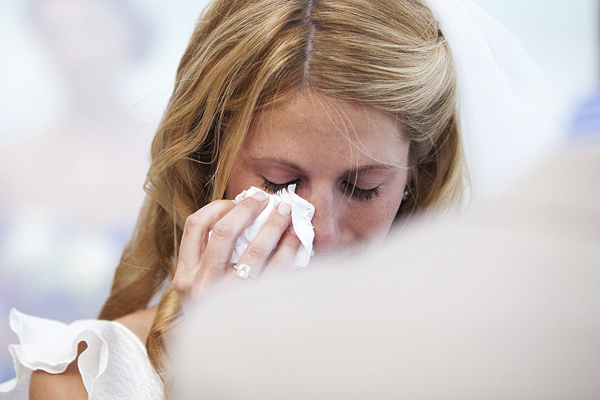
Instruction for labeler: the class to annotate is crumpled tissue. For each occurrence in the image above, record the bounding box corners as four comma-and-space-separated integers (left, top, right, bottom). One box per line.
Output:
230, 185, 315, 268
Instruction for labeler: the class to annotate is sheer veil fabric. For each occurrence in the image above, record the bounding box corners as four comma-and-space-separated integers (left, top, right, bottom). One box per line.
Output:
427, 0, 564, 200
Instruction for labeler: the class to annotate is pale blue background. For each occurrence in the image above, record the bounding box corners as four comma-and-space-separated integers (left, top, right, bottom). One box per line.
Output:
0, 0, 597, 382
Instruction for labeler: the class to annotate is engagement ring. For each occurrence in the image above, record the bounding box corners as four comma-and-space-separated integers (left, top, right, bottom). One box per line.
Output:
233, 263, 256, 279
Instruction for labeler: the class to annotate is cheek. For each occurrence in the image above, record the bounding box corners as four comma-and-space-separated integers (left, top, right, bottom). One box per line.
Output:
225, 164, 253, 200
345, 198, 401, 239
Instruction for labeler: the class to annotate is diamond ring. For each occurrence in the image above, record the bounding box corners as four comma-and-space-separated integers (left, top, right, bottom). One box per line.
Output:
233, 263, 256, 279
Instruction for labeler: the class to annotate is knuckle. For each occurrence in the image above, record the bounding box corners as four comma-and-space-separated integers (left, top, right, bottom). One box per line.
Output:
266, 256, 287, 272
281, 230, 302, 249
211, 220, 234, 240
240, 196, 260, 207
271, 211, 292, 226
261, 210, 291, 233
245, 241, 268, 259
184, 213, 204, 230
172, 275, 190, 297
238, 196, 266, 213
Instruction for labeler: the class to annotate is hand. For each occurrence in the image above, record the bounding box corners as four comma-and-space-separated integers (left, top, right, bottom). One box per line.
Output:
173, 190, 302, 304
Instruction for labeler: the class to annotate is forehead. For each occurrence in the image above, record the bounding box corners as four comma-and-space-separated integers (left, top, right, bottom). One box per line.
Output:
245, 91, 408, 166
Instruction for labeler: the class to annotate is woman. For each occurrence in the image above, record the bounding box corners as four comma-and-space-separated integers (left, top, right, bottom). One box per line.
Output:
2, 0, 467, 398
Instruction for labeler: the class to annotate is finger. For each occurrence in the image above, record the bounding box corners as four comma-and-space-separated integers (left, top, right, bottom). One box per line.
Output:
174, 200, 235, 300
236, 201, 293, 277
201, 191, 270, 276
180, 200, 236, 263
259, 223, 302, 280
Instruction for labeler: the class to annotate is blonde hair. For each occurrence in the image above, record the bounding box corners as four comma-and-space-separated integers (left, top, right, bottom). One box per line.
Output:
99, 0, 466, 388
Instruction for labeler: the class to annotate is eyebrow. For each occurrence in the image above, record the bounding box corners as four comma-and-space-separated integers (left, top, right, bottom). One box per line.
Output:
248, 156, 400, 175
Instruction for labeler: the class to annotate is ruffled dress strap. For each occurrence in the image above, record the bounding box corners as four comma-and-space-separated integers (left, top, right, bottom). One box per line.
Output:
0, 309, 163, 399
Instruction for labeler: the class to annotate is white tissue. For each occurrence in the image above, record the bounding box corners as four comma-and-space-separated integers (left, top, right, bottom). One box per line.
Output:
230, 185, 315, 268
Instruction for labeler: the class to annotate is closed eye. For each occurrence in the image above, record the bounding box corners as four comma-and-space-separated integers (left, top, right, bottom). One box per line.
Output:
262, 178, 380, 201
341, 181, 380, 201
261, 178, 300, 194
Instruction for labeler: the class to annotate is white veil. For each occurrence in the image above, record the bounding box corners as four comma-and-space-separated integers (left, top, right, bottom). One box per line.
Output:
427, 0, 565, 200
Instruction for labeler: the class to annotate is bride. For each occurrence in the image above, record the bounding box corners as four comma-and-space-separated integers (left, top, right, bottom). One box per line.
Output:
0, 0, 557, 398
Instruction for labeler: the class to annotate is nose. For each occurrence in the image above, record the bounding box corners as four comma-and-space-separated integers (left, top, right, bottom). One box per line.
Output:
306, 191, 342, 254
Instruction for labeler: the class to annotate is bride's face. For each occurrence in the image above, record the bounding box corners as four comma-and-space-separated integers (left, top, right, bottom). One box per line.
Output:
226, 91, 410, 258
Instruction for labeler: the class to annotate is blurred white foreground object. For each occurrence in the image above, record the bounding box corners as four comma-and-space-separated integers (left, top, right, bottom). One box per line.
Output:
172, 144, 600, 399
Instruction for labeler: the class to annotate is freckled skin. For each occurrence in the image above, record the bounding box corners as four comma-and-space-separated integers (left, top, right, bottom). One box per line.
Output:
227, 92, 410, 256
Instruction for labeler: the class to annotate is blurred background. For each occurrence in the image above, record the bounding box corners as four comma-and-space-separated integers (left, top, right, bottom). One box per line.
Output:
0, 0, 597, 382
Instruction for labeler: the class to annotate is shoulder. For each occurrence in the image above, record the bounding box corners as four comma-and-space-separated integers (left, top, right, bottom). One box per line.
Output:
29, 342, 88, 400
25, 307, 159, 400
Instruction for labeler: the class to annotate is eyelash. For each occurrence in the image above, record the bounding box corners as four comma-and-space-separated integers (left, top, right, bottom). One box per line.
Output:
261, 178, 380, 201
261, 179, 301, 194
342, 181, 380, 201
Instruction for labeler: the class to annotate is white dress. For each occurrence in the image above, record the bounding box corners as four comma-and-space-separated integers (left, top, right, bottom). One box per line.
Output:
0, 309, 164, 399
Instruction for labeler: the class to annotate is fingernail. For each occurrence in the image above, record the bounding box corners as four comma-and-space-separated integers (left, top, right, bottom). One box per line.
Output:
252, 191, 268, 202
277, 202, 291, 215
